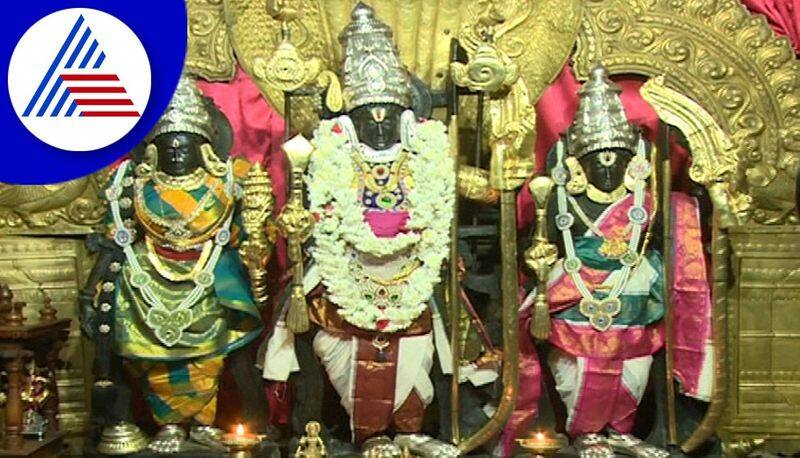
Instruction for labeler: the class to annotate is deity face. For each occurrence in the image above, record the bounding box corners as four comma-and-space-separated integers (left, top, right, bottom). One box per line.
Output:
579, 148, 633, 192
349, 103, 404, 151
152, 132, 205, 177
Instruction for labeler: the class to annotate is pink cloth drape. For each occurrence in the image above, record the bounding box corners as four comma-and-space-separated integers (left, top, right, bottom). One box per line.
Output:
197, 67, 288, 275
670, 193, 712, 398
364, 210, 410, 237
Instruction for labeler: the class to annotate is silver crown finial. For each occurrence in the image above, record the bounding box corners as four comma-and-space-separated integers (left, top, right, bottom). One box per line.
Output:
148, 74, 216, 142
568, 63, 636, 158
339, 2, 412, 111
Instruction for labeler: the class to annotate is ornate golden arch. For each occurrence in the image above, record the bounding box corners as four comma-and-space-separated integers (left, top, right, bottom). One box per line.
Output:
575, 0, 800, 225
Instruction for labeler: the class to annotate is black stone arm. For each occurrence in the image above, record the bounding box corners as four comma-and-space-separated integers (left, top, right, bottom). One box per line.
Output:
80, 233, 124, 378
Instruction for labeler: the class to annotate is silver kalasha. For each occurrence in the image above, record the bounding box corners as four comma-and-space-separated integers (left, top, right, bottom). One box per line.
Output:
568, 63, 637, 158
339, 2, 412, 111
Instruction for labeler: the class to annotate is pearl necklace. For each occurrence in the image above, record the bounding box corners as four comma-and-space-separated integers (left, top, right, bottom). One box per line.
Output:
107, 160, 234, 347
551, 139, 650, 332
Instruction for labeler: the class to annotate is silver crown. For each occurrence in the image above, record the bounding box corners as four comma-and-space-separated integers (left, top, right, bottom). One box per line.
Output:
339, 2, 412, 111
568, 63, 637, 158
148, 74, 216, 142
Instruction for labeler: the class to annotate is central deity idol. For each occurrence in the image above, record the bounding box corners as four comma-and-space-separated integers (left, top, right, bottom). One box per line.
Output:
263, 4, 457, 455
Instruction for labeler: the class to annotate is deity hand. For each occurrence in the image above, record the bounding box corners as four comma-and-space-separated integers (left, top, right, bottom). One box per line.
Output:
524, 242, 557, 279
457, 165, 499, 204
487, 80, 537, 191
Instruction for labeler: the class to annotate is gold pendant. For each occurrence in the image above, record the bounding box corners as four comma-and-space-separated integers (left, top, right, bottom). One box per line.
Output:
586, 183, 627, 204
599, 237, 628, 259
376, 191, 398, 209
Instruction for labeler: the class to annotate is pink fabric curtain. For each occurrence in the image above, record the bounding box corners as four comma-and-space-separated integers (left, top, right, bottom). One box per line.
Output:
197, 67, 288, 276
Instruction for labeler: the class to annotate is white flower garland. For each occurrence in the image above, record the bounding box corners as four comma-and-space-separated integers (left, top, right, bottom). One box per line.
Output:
307, 116, 454, 332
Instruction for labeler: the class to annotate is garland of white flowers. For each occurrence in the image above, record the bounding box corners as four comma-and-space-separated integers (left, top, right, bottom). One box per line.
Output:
307, 114, 454, 332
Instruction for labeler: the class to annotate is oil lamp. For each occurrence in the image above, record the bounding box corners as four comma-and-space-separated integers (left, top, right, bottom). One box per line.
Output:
516, 431, 565, 457
221, 424, 260, 458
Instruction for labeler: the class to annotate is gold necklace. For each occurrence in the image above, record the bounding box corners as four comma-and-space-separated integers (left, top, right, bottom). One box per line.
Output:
357, 151, 408, 210
145, 236, 214, 282
152, 167, 207, 191
358, 151, 407, 192
586, 183, 628, 204
364, 259, 422, 286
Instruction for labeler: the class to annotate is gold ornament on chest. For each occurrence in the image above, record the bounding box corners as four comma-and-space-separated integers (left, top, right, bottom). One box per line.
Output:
358, 152, 409, 210
598, 236, 629, 260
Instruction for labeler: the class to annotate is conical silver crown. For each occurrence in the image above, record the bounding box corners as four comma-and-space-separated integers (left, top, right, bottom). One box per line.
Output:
339, 2, 412, 111
149, 74, 215, 141
568, 63, 636, 158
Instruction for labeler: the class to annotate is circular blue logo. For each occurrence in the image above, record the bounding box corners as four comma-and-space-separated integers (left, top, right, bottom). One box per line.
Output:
2, 1, 186, 184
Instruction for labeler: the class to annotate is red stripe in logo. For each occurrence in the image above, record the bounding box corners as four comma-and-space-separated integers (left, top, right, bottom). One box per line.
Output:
61, 74, 120, 81
68, 87, 127, 93
75, 99, 134, 106
81, 111, 140, 117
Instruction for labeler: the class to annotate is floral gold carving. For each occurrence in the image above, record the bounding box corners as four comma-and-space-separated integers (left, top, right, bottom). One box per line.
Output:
640, 76, 752, 227
576, 0, 800, 224
451, 43, 519, 93
0, 173, 107, 235
185, 0, 236, 81
459, 0, 582, 100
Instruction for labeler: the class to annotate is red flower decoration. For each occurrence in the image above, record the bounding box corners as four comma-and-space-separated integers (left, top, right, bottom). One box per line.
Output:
332, 123, 343, 134
376, 319, 389, 331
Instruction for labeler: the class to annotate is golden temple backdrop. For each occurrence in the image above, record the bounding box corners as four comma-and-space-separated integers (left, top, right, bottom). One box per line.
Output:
0, 0, 799, 455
